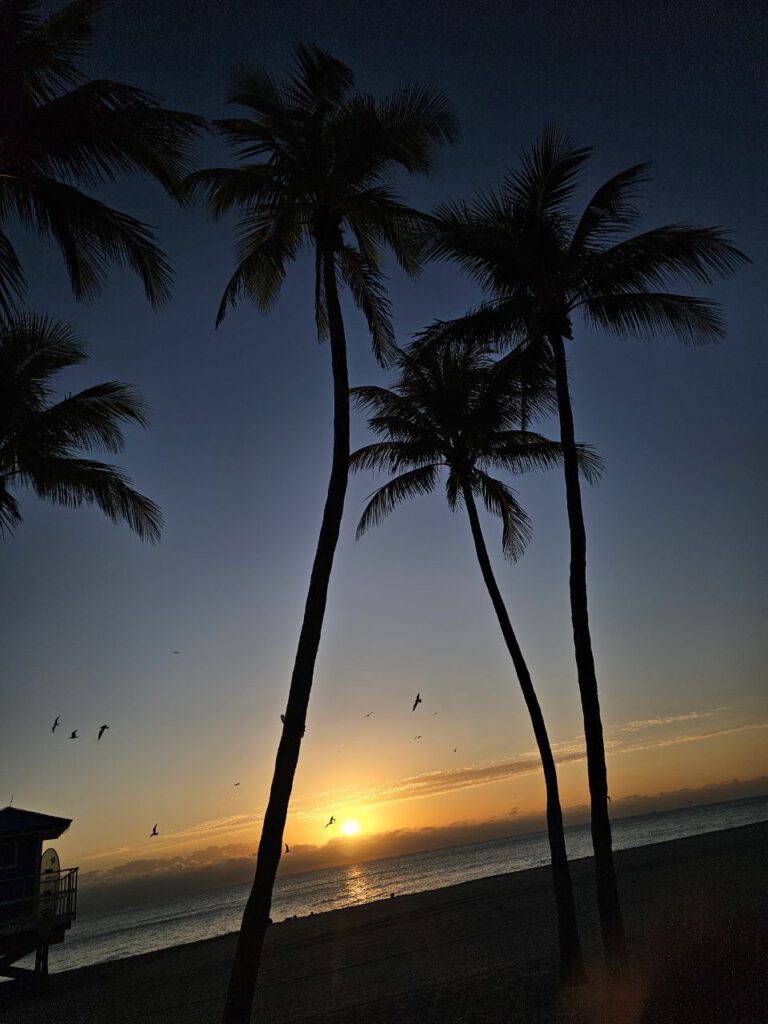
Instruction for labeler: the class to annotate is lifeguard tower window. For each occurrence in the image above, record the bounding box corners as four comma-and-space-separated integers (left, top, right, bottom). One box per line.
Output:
0, 843, 18, 870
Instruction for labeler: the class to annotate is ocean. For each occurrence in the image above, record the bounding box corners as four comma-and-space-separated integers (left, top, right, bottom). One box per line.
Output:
44, 794, 768, 975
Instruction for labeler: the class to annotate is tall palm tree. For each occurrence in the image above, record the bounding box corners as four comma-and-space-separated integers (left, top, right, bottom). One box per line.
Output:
0, 314, 161, 540
419, 128, 749, 965
0, 0, 203, 317
184, 45, 458, 1023
351, 342, 602, 981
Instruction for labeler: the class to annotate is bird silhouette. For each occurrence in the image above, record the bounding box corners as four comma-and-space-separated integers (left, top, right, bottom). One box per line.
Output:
98, 724, 109, 741
172, 651, 180, 654
363, 712, 373, 718
453, 748, 458, 753
412, 693, 422, 712
69, 730, 78, 739
234, 782, 240, 787
324, 816, 336, 828
284, 843, 291, 854
414, 735, 422, 740
150, 824, 158, 837
52, 716, 60, 733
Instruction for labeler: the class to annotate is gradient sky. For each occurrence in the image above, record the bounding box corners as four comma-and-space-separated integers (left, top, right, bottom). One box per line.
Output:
2, 0, 766, 892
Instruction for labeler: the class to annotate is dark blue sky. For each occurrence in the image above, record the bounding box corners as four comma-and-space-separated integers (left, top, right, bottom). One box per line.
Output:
3, 0, 765, 862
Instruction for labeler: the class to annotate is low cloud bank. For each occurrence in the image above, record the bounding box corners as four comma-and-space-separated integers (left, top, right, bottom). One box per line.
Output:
78, 775, 767, 915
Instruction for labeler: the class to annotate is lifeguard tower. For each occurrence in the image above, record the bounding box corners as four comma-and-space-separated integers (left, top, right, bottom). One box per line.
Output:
0, 806, 78, 981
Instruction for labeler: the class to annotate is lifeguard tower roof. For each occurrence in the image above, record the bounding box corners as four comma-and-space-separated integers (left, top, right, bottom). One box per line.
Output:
0, 807, 71, 840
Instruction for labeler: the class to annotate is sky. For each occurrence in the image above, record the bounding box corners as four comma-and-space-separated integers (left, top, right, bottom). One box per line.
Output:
2, 0, 766, 903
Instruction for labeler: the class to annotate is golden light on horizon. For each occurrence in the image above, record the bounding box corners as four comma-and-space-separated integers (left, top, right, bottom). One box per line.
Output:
340, 819, 361, 837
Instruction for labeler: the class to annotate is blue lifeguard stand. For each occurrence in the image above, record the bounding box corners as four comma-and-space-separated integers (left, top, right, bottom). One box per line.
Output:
0, 806, 78, 981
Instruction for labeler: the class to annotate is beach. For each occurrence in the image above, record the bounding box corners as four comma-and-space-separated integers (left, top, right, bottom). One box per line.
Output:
2, 822, 765, 1024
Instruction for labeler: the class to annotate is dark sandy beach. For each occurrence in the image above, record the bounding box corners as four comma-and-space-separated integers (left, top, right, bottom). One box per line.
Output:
2, 822, 765, 1024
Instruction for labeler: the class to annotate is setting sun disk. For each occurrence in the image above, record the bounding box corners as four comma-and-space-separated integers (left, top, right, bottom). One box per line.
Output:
340, 819, 360, 836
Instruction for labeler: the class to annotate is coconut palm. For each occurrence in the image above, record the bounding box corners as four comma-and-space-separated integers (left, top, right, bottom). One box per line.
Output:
184, 45, 458, 1023
0, 0, 203, 317
418, 128, 750, 964
0, 314, 161, 541
352, 342, 602, 981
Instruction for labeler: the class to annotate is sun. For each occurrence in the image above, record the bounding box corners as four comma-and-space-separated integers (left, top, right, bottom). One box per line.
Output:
340, 819, 360, 837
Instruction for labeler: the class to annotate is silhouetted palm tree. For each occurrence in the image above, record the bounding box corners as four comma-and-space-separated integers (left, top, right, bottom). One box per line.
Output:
0, 0, 203, 316
185, 45, 458, 1023
419, 128, 749, 965
352, 342, 602, 981
0, 314, 161, 540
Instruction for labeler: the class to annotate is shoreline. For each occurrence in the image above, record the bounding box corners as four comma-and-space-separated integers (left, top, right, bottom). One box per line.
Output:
2, 822, 766, 1022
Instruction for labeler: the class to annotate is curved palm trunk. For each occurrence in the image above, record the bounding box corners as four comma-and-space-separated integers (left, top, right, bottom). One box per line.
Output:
462, 483, 585, 982
549, 334, 626, 968
221, 252, 350, 1024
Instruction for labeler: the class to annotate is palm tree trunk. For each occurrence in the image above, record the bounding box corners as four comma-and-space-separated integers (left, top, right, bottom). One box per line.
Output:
462, 483, 585, 982
549, 333, 626, 968
221, 251, 350, 1024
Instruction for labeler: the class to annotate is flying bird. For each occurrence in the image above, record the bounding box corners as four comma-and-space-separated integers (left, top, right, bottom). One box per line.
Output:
234, 782, 240, 787
284, 843, 291, 854
324, 816, 336, 828
150, 824, 158, 837
414, 735, 422, 740
69, 730, 78, 739
363, 712, 373, 718
172, 651, 180, 654
98, 724, 109, 741
453, 748, 458, 753
52, 716, 60, 733
412, 693, 422, 712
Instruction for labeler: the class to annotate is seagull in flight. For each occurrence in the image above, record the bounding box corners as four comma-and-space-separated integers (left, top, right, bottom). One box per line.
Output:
150, 824, 158, 837
412, 693, 422, 712
98, 724, 109, 741
52, 716, 60, 733
414, 735, 422, 740
234, 782, 240, 787
363, 712, 373, 718
172, 651, 180, 655
284, 843, 291, 854
324, 816, 336, 828
69, 730, 78, 739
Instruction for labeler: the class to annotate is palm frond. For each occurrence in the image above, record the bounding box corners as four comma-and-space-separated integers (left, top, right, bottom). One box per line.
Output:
0, 229, 25, 319
350, 440, 440, 473
19, 456, 162, 541
505, 127, 592, 220
374, 83, 460, 174
470, 469, 531, 561
0, 485, 22, 537
337, 245, 395, 365
355, 464, 438, 538
568, 163, 650, 255
1, 174, 172, 305
581, 292, 727, 344
576, 225, 750, 298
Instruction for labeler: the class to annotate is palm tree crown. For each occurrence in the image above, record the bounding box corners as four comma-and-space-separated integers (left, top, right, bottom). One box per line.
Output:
0, 0, 204, 317
352, 343, 600, 550
185, 43, 459, 355
421, 127, 749, 352
0, 314, 162, 541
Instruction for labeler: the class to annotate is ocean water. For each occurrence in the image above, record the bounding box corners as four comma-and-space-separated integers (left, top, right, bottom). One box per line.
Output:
46, 795, 768, 974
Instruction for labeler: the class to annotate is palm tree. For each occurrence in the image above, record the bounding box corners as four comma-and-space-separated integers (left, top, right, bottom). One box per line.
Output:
419, 128, 750, 965
0, 314, 161, 540
184, 45, 458, 1023
0, 0, 203, 317
351, 342, 602, 981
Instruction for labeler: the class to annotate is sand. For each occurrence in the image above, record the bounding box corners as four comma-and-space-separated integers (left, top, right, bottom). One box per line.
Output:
1, 822, 765, 1023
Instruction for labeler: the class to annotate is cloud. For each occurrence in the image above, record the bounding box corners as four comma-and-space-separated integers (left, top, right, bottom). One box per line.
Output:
78, 775, 768, 915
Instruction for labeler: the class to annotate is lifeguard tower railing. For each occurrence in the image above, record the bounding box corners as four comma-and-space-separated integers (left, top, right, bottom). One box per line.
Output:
0, 866, 78, 933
